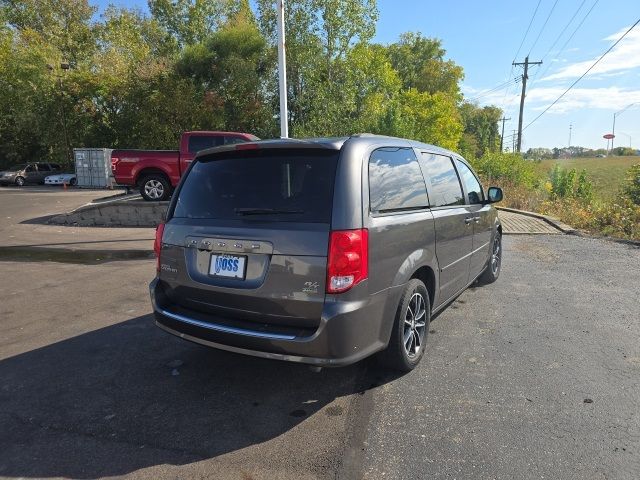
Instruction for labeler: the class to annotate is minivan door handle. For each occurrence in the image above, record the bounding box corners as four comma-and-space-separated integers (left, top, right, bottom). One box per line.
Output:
473, 215, 481, 223
464, 217, 473, 225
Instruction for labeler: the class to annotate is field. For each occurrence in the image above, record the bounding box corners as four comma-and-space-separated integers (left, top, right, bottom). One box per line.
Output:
535, 156, 639, 201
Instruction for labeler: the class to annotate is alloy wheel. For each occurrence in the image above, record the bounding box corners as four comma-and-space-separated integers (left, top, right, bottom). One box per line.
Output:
144, 179, 164, 200
403, 291, 427, 358
491, 234, 502, 275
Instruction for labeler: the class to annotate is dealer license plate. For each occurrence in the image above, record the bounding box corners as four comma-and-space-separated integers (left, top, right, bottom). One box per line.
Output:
209, 254, 246, 279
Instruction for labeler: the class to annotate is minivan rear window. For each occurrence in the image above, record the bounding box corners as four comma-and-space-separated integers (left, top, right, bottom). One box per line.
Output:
173, 149, 339, 223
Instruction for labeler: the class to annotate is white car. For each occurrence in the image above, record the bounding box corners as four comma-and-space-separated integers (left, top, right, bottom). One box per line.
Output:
45, 173, 77, 186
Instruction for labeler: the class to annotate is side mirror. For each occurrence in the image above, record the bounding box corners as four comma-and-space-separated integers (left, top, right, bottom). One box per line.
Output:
487, 186, 503, 204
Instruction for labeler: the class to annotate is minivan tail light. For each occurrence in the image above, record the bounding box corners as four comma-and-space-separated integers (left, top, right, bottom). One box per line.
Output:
327, 229, 368, 293
154, 223, 165, 272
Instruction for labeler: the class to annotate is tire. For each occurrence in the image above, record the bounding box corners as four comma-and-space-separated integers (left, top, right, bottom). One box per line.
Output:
15, 176, 25, 187
139, 174, 171, 201
69, 177, 77, 186
477, 231, 502, 285
378, 279, 431, 372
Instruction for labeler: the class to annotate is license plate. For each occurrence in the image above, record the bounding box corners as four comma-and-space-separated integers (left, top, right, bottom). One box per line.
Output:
209, 254, 246, 279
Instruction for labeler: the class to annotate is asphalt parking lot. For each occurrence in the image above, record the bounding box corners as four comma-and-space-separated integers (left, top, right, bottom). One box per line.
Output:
0, 188, 639, 479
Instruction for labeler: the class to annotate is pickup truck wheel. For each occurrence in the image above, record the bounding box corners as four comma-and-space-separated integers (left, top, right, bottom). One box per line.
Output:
377, 279, 431, 373
140, 175, 171, 201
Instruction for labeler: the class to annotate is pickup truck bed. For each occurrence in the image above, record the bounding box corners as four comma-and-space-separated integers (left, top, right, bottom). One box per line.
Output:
112, 131, 258, 200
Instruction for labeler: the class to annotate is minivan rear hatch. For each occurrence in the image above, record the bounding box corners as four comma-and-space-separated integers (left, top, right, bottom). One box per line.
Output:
158, 147, 340, 332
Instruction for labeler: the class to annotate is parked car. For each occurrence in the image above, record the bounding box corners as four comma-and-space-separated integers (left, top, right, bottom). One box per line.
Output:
111, 131, 259, 201
150, 134, 503, 372
45, 173, 77, 186
0, 162, 62, 186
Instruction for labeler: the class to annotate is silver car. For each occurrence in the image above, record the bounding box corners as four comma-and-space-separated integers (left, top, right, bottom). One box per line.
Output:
151, 135, 503, 371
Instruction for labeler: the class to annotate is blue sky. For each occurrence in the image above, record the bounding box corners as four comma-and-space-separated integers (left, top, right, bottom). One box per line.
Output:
93, 0, 640, 149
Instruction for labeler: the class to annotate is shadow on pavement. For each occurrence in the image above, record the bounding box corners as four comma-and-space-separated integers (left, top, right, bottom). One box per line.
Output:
0, 314, 392, 478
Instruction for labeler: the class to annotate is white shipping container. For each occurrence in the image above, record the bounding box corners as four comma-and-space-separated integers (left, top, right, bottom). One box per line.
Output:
74, 148, 114, 188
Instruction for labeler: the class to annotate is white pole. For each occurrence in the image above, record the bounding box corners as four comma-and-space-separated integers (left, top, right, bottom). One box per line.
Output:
276, 0, 289, 138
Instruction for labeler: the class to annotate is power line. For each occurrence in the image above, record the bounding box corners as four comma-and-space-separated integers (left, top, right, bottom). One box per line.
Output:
524, 18, 640, 131
499, 0, 542, 117
528, 0, 560, 56
532, 0, 599, 85
467, 77, 520, 102
500, 0, 543, 113
513, 0, 543, 62
539, 0, 587, 63
527, 0, 588, 89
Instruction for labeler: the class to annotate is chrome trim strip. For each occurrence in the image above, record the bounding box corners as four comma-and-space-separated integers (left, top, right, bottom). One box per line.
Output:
440, 241, 490, 272
471, 241, 490, 255
157, 308, 297, 340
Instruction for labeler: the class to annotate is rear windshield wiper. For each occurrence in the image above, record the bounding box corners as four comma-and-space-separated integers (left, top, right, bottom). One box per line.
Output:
234, 207, 305, 216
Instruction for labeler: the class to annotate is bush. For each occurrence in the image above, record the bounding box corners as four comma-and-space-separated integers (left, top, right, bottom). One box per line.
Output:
469, 152, 538, 188
549, 165, 593, 201
622, 164, 640, 205
541, 198, 640, 240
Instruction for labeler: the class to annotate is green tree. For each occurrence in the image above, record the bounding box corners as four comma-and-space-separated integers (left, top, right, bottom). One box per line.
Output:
176, 4, 275, 136
148, 0, 232, 46
387, 32, 463, 97
0, 23, 65, 167
458, 102, 501, 158
365, 89, 462, 150
1, 0, 96, 64
255, 0, 378, 136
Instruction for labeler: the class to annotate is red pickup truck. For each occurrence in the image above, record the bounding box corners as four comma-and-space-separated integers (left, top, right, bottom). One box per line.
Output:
111, 131, 259, 201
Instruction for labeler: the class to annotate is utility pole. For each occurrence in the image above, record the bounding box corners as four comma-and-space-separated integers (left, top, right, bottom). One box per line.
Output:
513, 56, 542, 152
512, 129, 517, 153
499, 116, 511, 152
568, 123, 572, 147
276, 0, 289, 138
47, 62, 72, 164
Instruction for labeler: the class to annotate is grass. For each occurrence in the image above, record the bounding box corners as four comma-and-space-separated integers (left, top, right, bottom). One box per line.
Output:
535, 156, 639, 201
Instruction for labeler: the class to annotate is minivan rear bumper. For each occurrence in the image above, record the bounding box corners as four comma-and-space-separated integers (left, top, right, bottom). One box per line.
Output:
150, 278, 395, 367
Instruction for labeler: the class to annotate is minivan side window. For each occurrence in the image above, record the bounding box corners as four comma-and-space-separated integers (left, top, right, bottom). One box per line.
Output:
455, 159, 484, 204
369, 147, 429, 213
188, 135, 224, 153
418, 153, 464, 207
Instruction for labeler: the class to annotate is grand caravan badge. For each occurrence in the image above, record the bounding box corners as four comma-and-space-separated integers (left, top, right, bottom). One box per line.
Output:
160, 264, 178, 274
302, 281, 319, 293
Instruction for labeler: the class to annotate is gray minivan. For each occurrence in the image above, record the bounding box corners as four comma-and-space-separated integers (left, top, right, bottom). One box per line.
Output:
0, 162, 62, 186
151, 135, 503, 371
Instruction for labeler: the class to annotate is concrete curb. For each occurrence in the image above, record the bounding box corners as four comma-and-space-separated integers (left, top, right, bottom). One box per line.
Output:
48, 199, 169, 227
0, 246, 154, 263
497, 207, 640, 247
496, 206, 577, 234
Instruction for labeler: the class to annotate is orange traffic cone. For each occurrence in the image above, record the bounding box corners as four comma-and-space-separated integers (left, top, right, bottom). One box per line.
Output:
63, 182, 67, 191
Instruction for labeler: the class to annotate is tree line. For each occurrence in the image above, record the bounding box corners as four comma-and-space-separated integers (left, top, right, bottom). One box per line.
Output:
525, 146, 638, 160
0, 0, 502, 169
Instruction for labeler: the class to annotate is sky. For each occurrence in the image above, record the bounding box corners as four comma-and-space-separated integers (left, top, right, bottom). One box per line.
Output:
92, 0, 640, 150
